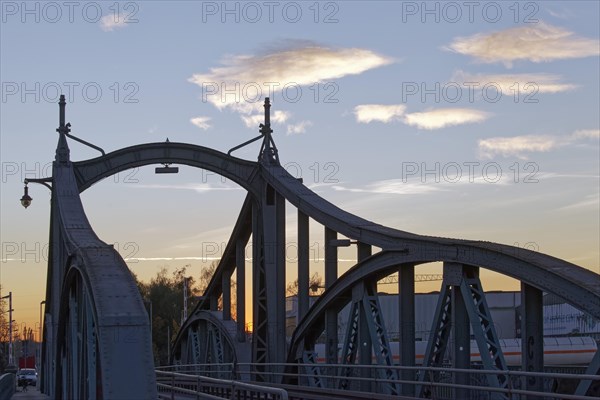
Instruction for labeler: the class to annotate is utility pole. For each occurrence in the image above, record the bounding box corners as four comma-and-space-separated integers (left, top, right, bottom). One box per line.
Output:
1, 292, 15, 368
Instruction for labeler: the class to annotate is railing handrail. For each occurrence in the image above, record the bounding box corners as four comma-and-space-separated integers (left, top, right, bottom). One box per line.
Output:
162, 362, 600, 400
156, 370, 289, 400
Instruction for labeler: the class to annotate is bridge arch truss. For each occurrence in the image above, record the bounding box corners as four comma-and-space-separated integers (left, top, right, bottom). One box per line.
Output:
32, 96, 599, 398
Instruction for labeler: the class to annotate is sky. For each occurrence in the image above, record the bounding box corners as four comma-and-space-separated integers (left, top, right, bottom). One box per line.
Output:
0, 1, 599, 334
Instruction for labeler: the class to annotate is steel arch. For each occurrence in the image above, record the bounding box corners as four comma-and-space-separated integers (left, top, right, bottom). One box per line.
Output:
174, 310, 244, 374
42, 123, 157, 398
262, 164, 600, 314
288, 249, 600, 358
72, 141, 261, 195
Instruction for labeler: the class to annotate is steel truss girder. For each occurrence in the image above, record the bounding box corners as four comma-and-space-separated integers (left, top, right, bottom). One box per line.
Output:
337, 282, 398, 394
417, 284, 452, 398
185, 325, 203, 370
362, 294, 399, 395
302, 351, 324, 388
458, 267, 508, 397
288, 250, 600, 371
417, 264, 507, 399
339, 301, 361, 390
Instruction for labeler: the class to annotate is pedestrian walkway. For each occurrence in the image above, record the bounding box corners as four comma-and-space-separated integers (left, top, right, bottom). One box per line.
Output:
11, 386, 50, 399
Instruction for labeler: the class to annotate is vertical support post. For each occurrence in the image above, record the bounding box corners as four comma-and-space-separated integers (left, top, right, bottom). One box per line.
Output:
255, 184, 286, 378
251, 200, 268, 373
274, 191, 286, 366
452, 274, 470, 400
399, 263, 416, 397
324, 227, 338, 369
297, 211, 310, 323
210, 296, 218, 311
222, 271, 231, 321
521, 283, 543, 398
236, 239, 246, 342
357, 243, 372, 393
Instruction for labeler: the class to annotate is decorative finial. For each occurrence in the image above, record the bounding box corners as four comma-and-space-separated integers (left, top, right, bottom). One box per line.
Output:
259, 97, 279, 164
55, 95, 71, 163
56, 94, 71, 135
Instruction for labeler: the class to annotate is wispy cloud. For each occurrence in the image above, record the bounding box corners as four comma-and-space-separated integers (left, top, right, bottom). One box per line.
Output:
404, 108, 490, 130
287, 120, 312, 135
99, 13, 130, 32
240, 110, 290, 128
572, 129, 600, 140
445, 22, 599, 67
478, 129, 599, 158
478, 135, 560, 159
452, 70, 577, 94
333, 180, 444, 195
354, 104, 406, 123
190, 116, 211, 130
189, 43, 392, 126
545, 7, 575, 20
556, 193, 600, 212
134, 183, 242, 193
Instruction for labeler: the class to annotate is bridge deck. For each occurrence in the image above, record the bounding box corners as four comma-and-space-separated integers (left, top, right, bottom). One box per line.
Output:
11, 387, 50, 399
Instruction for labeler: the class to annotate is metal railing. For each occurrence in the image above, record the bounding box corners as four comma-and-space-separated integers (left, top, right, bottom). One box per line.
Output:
156, 370, 288, 400
159, 363, 600, 400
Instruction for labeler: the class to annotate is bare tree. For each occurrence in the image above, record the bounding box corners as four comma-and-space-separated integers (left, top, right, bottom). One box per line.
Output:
286, 272, 324, 296
197, 261, 238, 320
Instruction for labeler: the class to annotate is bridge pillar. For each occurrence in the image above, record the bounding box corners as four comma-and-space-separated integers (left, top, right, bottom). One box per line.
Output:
398, 263, 416, 397
451, 266, 471, 400
324, 227, 338, 371
521, 283, 543, 398
357, 243, 372, 393
222, 270, 231, 320
236, 238, 246, 342
298, 210, 310, 322
252, 184, 286, 380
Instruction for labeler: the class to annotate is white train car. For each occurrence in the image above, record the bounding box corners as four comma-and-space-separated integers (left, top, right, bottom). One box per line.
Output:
314, 336, 597, 366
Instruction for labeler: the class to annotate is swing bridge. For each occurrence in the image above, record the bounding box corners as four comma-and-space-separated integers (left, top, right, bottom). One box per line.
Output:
24, 95, 599, 399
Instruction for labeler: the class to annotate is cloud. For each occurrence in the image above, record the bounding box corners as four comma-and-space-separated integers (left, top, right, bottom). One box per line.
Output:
190, 116, 211, 130
333, 180, 444, 195
287, 120, 312, 135
478, 129, 599, 159
452, 70, 577, 94
572, 129, 600, 140
189, 44, 392, 116
556, 193, 600, 212
446, 22, 599, 67
134, 183, 241, 193
404, 108, 490, 130
478, 135, 560, 158
99, 13, 130, 31
240, 110, 290, 128
354, 104, 406, 124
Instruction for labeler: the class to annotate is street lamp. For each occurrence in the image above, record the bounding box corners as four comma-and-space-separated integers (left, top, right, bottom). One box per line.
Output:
20, 184, 32, 208
20, 178, 52, 209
